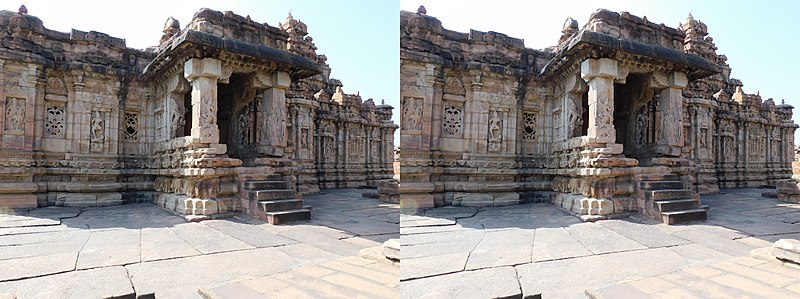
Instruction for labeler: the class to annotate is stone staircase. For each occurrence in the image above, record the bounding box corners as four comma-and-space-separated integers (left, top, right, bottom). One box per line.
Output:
244, 174, 310, 224
640, 174, 706, 225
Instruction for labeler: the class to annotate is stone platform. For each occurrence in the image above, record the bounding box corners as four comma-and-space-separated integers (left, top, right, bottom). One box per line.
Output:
0, 189, 398, 298
400, 188, 800, 298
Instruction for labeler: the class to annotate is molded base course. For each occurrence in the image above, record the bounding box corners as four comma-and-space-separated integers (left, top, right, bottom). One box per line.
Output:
0, 194, 37, 209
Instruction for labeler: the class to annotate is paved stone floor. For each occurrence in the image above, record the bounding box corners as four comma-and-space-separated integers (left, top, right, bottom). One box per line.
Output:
0, 189, 399, 299
400, 188, 800, 298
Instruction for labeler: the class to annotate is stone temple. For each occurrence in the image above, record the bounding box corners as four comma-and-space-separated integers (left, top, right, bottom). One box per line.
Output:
400, 7, 797, 224
0, 6, 397, 224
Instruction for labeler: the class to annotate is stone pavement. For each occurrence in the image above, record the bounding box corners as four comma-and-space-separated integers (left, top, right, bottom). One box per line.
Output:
0, 189, 398, 299
400, 188, 800, 298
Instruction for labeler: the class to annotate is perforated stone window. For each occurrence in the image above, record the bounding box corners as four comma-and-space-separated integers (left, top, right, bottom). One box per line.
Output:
442, 105, 462, 136
522, 112, 537, 140
45, 104, 65, 137
124, 112, 138, 140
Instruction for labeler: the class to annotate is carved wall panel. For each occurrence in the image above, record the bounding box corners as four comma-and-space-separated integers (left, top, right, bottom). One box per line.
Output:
402, 97, 423, 131
4, 97, 25, 132
488, 110, 504, 152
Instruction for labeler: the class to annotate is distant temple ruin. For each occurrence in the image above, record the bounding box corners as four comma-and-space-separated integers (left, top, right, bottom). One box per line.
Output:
0, 6, 397, 223
400, 7, 796, 224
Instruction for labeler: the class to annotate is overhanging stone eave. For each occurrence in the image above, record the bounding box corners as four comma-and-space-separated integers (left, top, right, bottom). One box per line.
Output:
143, 30, 322, 81
540, 30, 720, 81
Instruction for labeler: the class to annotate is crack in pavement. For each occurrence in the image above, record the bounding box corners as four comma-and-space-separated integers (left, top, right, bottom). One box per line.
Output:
462, 224, 486, 272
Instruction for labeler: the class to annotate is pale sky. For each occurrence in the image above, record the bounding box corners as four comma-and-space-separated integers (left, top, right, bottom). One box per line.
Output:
401, 0, 800, 144
8, 0, 400, 142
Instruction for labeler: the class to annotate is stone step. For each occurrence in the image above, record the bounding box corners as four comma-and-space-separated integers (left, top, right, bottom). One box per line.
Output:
265, 209, 311, 225
244, 180, 290, 190
654, 198, 699, 212
661, 208, 707, 225
638, 173, 679, 182
264, 174, 282, 181
640, 180, 683, 190
259, 199, 304, 212
250, 190, 295, 200
644, 189, 693, 201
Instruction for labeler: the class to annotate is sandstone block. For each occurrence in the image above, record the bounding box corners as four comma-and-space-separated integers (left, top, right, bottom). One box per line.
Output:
772, 239, 800, 264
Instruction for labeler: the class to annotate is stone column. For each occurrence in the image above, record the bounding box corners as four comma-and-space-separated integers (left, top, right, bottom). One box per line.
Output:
260, 71, 290, 157
184, 58, 221, 145
580, 58, 619, 144
656, 71, 688, 156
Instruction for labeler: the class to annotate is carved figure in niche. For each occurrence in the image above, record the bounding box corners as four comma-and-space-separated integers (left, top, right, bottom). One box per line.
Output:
237, 107, 249, 145
325, 138, 335, 157
402, 97, 422, 130
699, 128, 708, 149
5, 97, 25, 131
90, 111, 105, 152
567, 101, 581, 137
169, 95, 185, 138
635, 108, 648, 144
488, 110, 503, 142
300, 128, 309, 149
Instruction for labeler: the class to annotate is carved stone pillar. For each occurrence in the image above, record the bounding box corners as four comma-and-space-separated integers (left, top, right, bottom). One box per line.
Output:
260, 71, 290, 157
580, 58, 620, 144
184, 58, 221, 145
656, 71, 688, 156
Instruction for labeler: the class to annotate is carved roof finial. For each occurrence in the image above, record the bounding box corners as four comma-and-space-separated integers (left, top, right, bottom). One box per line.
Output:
164, 16, 180, 32
562, 17, 578, 32
18, 4, 27, 15
381, 99, 385, 105
782, 99, 786, 105
417, 5, 427, 15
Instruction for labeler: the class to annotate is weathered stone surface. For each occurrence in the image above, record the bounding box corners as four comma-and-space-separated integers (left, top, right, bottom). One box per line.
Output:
76, 228, 140, 269
382, 238, 399, 261
773, 239, 800, 264
401, 266, 521, 299
0, 266, 134, 299
169, 222, 255, 254
126, 246, 296, 297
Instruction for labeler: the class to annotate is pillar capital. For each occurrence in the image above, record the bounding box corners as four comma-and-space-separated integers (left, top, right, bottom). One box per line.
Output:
670, 71, 688, 89
580, 58, 619, 81
184, 58, 221, 81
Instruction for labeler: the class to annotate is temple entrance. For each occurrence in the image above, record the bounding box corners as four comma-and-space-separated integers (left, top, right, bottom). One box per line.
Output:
217, 73, 261, 163
614, 74, 657, 161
